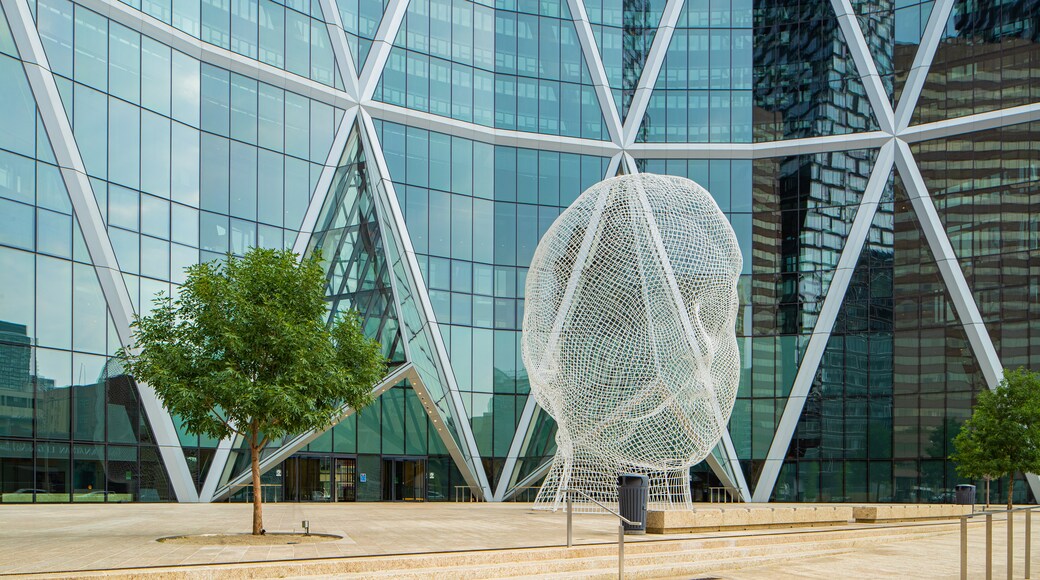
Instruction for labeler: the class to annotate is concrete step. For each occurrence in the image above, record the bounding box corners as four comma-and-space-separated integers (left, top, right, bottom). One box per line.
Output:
322, 546, 857, 579
54, 522, 959, 579
303, 527, 954, 579
491, 548, 859, 580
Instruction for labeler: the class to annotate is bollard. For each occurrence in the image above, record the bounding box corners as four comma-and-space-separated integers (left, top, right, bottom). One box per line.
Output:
618, 523, 625, 580
1026, 510, 1032, 579
987, 513, 993, 580
960, 516, 968, 580
566, 491, 573, 548
1008, 510, 1014, 580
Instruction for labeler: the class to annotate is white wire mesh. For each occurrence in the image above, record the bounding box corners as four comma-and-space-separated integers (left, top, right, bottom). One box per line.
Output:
521, 174, 743, 512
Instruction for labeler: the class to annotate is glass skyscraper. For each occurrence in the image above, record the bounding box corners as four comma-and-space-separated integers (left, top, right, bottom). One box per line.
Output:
0, 0, 1037, 505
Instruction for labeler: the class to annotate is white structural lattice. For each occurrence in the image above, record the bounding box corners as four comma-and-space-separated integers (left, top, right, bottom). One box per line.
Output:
522, 174, 743, 511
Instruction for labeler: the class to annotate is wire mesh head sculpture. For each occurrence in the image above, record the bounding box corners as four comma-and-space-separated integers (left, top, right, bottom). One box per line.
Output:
522, 173, 742, 512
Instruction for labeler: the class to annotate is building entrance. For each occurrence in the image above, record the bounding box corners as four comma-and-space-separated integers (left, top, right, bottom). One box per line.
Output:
335, 457, 356, 502
282, 455, 358, 502
381, 458, 426, 501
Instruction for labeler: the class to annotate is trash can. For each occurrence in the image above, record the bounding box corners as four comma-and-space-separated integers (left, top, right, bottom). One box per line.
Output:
955, 484, 976, 505
617, 474, 649, 534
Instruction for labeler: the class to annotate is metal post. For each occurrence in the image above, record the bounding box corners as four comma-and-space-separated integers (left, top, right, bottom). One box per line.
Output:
1026, 509, 1032, 579
1008, 510, 1014, 580
618, 522, 625, 580
961, 516, 968, 580
566, 490, 573, 548
987, 513, 994, 580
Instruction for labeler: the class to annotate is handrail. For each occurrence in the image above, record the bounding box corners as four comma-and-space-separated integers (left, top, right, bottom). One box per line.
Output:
561, 487, 641, 580
963, 503, 1040, 518
958, 504, 1039, 580
562, 487, 640, 527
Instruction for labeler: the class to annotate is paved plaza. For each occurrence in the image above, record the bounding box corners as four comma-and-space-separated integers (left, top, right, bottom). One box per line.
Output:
0, 502, 622, 574
0, 502, 1036, 578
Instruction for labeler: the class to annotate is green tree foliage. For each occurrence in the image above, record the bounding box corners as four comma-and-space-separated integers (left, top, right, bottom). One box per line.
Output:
952, 367, 1040, 510
120, 248, 387, 534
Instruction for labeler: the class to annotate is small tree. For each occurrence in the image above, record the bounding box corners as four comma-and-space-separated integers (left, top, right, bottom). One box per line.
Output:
951, 367, 1040, 511
120, 248, 386, 534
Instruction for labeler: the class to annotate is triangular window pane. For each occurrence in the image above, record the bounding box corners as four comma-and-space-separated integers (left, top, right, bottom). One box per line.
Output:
911, 121, 1040, 370
309, 127, 406, 364
770, 172, 988, 502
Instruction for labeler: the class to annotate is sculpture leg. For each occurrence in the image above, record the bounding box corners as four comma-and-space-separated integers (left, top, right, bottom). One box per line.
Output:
645, 468, 693, 511
533, 453, 571, 512
534, 448, 626, 513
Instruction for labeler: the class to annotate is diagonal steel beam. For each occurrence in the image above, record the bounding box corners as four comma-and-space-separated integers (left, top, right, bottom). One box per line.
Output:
620, 152, 638, 174
198, 435, 235, 503
893, 140, 1001, 389
502, 455, 553, 501
211, 364, 414, 501
493, 395, 539, 501
717, 431, 752, 502
605, 151, 625, 177
753, 140, 896, 502
203, 110, 358, 497
357, 108, 494, 499
292, 106, 359, 256
893, 139, 1040, 502
1, 0, 199, 502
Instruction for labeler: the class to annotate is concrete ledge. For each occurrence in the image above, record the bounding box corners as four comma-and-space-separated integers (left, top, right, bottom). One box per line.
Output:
852, 504, 972, 523
646, 505, 854, 534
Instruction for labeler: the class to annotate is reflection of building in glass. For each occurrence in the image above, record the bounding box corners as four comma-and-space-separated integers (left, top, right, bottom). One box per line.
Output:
0, 0, 1036, 505
0, 322, 32, 438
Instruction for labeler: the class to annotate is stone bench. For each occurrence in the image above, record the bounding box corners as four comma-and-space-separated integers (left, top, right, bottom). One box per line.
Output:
646, 505, 854, 534
852, 504, 972, 523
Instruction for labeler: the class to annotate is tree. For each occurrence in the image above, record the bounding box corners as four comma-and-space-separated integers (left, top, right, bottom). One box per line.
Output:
120, 248, 387, 534
951, 367, 1040, 511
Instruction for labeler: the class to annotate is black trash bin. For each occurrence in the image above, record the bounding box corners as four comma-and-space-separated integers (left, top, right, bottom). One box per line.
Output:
617, 474, 649, 534
955, 484, 976, 505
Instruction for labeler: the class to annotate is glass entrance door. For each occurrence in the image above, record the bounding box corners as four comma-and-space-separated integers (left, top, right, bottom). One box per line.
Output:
381, 458, 426, 501
334, 457, 356, 502
283, 456, 331, 501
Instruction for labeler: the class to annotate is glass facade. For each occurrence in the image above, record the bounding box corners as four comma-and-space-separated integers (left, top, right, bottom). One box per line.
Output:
0, 0, 1036, 506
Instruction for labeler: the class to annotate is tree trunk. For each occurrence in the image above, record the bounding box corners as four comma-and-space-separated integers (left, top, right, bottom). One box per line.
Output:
1006, 475, 1014, 512
250, 430, 264, 535
985, 477, 990, 509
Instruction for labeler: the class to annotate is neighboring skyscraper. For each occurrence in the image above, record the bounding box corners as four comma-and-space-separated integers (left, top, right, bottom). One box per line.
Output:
0, 0, 1036, 505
